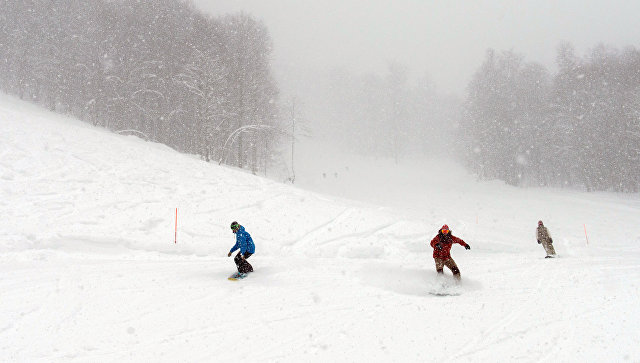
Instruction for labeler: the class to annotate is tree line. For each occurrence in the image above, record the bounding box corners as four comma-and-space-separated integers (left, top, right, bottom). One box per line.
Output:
461, 43, 640, 192
0, 0, 280, 174
311, 64, 460, 163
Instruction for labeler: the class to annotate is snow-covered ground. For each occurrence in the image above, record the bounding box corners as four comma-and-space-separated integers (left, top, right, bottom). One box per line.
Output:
1, 94, 639, 362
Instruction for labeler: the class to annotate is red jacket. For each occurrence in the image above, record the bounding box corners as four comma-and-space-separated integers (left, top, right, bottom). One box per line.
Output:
430, 232, 468, 259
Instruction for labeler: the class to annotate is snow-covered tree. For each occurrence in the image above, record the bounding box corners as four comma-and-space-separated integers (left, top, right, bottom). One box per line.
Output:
0, 0, 282, 175
462, 44, 640, 192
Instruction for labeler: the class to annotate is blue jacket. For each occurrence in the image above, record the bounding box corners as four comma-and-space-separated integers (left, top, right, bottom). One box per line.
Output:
229, 226, 255, 254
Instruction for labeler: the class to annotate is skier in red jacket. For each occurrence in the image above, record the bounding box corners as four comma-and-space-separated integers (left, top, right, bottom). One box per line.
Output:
430, 224, 470, 280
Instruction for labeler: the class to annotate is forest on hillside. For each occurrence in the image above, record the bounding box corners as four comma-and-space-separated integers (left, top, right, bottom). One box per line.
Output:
1, 1, 638, 191
0, 0, 279, 174
462, 45, 640, 191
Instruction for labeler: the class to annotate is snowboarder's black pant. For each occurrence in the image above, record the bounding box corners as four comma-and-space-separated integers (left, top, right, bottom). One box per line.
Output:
234, 252, 253, 273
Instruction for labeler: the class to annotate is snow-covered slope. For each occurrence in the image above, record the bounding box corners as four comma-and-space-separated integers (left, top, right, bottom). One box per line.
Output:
1, 94, 639, 362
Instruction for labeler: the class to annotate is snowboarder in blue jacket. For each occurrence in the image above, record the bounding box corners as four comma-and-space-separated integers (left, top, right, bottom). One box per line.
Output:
227, 221, 255, 274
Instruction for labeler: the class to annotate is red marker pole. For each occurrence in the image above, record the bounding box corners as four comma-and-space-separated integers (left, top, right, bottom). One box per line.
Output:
583, 224, 589, 245
175, 208, 178, 244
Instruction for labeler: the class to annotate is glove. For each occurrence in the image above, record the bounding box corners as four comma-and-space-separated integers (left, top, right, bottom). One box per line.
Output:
549, 238, 553, 244
435, 243, 443, 250
227, 252, 232, 257
537, 239, 541, 244
465, 244, 471, 250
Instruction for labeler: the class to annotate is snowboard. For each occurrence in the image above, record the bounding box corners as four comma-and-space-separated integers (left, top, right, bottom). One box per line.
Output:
228, 272, 249, 281
428, 275, 462, 296
429, 291, 461, 297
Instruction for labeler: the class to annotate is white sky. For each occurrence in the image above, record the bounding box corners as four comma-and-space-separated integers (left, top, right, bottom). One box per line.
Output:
193, 0, 639, 94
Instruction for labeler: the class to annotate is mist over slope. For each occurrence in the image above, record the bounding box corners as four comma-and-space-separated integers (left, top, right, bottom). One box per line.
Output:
293, 139, 640, 257
2, 94, 640, 361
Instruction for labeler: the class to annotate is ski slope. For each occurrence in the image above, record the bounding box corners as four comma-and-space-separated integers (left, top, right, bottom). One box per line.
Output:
1, 94, 639, 362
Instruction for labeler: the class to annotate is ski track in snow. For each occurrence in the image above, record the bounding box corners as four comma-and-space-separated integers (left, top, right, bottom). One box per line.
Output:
1, 94, 640, 361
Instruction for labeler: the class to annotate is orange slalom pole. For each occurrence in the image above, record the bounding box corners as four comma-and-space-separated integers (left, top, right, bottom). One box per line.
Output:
583, 224, 589, 245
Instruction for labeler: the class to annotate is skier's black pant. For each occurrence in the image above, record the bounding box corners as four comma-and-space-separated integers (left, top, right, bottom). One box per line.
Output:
234, 252, 253, 273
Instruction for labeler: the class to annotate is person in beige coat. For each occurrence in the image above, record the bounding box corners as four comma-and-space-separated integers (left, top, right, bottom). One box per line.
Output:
537, 220, 556, 258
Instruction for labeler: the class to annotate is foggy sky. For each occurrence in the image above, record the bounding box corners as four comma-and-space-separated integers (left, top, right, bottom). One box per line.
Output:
193, 0, 639, 94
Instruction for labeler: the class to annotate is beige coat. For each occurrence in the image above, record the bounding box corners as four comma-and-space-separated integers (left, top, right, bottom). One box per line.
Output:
537, 225, 556, 256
